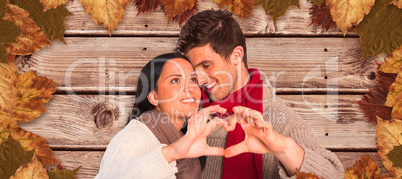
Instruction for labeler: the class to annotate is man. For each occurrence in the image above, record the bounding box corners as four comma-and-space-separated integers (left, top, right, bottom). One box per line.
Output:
176, 9, 344, 178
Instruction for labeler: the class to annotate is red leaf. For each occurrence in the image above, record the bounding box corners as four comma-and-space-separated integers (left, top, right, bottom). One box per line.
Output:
309, 1, 337, 31
356, 63, 396, 124
133, 0, 161, 16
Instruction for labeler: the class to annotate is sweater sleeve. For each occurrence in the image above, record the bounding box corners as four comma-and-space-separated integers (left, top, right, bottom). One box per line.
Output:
263, 99, 344, 179
95, 122, 178, 179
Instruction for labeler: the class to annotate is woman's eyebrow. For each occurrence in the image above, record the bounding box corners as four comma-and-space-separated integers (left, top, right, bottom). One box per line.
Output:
165, 74, 181, 79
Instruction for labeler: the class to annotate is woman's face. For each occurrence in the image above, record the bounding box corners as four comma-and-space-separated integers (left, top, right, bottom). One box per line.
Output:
153, 58, 201, 119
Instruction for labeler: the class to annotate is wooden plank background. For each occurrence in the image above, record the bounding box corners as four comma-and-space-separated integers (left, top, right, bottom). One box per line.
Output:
15, 0, 391, 177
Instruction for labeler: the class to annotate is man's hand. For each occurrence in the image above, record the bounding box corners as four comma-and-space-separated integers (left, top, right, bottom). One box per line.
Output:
225, 106, 305, 176
162, 105, 228, 162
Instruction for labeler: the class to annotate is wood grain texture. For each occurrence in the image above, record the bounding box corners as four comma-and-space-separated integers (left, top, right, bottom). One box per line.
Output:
63, 0, 357, 36
52, 151, 391, 178
18, 94, 376, 150
17, 37, 384, 94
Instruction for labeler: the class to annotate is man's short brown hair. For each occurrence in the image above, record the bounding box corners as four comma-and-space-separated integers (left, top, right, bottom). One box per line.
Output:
175, 9, 248, 68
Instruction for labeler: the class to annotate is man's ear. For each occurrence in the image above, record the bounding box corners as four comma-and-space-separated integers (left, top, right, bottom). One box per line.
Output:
147, 91, 158, 106
231, 46, 244, 66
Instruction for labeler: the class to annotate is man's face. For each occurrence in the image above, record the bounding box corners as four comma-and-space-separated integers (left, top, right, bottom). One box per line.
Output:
186, 43, 238, 101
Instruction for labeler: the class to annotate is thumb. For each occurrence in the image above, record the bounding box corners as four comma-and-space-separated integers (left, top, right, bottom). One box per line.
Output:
204, 147, 225, 156
224, 141, 248, 158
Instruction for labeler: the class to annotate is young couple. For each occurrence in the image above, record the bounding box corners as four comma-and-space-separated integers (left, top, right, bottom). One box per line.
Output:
95, 10, 344, 179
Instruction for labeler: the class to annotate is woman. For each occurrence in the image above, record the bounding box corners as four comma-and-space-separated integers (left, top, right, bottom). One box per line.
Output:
95, 53, 228, 178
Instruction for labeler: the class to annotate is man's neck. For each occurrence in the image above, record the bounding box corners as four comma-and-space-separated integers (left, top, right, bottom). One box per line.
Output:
233, 66, 251, 92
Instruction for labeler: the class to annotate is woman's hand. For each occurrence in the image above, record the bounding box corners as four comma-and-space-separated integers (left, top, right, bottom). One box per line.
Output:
162, 105, 228, 163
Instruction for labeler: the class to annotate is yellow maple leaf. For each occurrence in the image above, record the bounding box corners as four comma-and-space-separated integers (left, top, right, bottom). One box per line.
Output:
2, 4, 51, 56
0, 122, 57, 167
380, 45, 402, 74
10, 155, 48, 179
344, 154, 388, 178
80, 0, 130, 36
40, 0, 68, 11
376, 117, 402, 178
160, 0, 195, 21
0, 55, 18, 121
215, 0, 255, 18
385, 73, 402, 119
326, 0, 375, 35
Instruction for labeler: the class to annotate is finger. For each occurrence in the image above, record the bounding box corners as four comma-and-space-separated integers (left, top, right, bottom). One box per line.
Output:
233, 106, 263, 119
226, 115, 238, 130
224, 141, 249, 158
204, 147, 224, 156
201, 105, 227, 115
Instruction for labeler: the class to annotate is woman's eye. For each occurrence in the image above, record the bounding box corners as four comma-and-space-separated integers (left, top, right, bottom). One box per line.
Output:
171, 78, 180, 83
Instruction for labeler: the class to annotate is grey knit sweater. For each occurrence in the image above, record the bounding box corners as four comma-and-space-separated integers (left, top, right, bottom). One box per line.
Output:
201, 79, 344, 179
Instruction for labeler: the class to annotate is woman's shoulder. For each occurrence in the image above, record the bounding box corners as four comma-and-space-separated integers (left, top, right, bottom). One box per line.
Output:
108, 120, 161, 149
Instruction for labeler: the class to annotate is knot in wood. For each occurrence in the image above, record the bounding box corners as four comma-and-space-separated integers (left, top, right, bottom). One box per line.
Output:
92, 102, 120, 129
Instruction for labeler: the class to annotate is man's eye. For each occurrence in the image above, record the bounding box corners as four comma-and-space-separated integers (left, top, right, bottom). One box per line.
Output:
171, 78, 180, 83
190, 77, 198, 83
203, 64, 210, 68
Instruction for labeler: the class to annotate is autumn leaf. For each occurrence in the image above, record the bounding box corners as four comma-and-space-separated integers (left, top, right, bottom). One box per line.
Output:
160, 0, 196, 21
161, 0, 197, 26
0, 123, 57, 167
355, 1, 402, 60
11, 71, 56, 123
255, 0, 299, 25
309, 0, 324, 6
380, 46, 402, 74
81, 0, 130, 36
215, 0, 254, 18
0, 46, 7, 63
296, 170, 322, 179
2, 4, 51, 56
0, 55, 18, 117
10, 155, 48, 179
309, 2, 338, 32
9, 0, 71, 43
385, 73, 402, 119
0, 60, 57, 167
0, 20, 21, 44
40, 0, 68, 11
344, 154, 389, 178
48, 166, 81, 179
134, 0, 160, 16
392, 0, 402, 8
0, 0, 6, 18
356, 62, 396, 124
325, 0, 375, 35
376, 117, 402, 177
0, 135, 34, 179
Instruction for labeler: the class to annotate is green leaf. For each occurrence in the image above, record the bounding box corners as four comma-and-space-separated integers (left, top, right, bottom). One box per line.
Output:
255, 0, 300, 25
0, 0, 6, 18
48, 166, 81, 179
9, 0, 71, 43
355, 1, 402, 60
309, 0, 324, 6
0, 135, 34, 178
0, 45, 7, 63
0, 20, 21, 44
386, 145, 402, 168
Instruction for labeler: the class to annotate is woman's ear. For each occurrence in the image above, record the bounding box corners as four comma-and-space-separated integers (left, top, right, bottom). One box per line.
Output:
231, 46, 244, 66
147, 91, 158, 106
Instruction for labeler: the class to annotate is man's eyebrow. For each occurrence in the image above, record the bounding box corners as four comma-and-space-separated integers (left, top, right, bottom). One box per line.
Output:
165, 74, 181, 79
